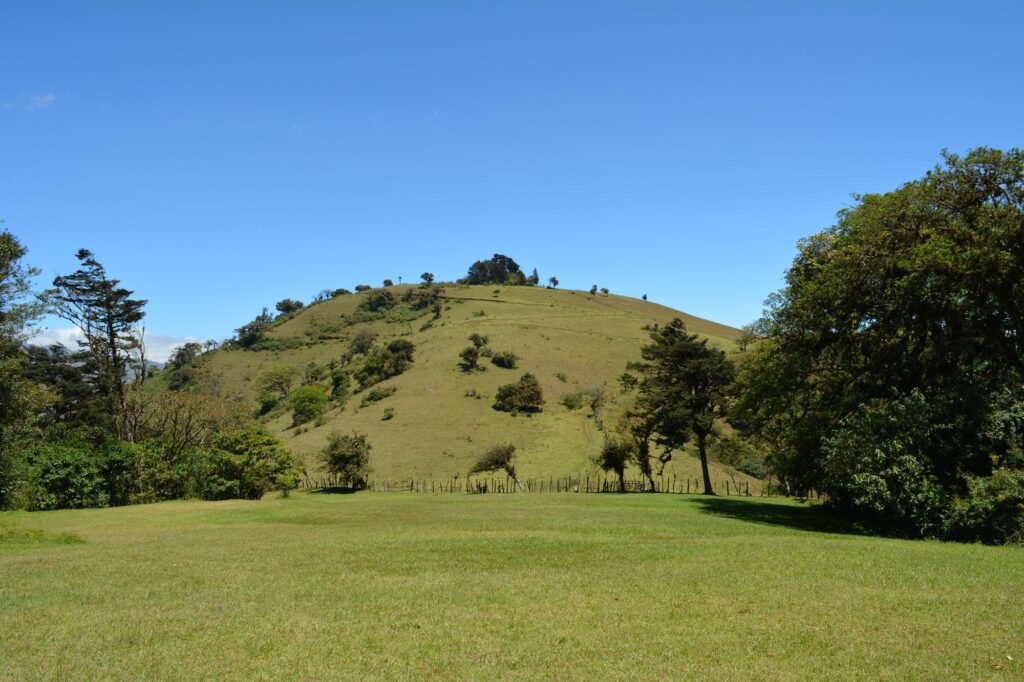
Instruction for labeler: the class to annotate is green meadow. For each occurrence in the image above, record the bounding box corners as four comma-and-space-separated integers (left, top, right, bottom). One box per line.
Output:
2, 491, 1020, 680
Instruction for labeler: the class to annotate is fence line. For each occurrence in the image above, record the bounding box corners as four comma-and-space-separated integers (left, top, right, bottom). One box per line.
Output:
300, 473, 820, 499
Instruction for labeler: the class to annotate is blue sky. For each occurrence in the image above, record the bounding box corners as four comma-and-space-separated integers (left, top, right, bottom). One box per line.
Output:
3, 1, 1022, 359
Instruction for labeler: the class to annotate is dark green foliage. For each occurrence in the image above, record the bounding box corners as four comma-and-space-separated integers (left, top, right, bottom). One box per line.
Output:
459, 346, 480, 371
332, 288, 352, 297
25, 344, 107, 430
527, 268, 540, 286
548, 276, 558, 288
618, 372, 638, 391
597, 438, 633, 491
329, 367, 351, 402
382, 279, 393, 287
944, 469, 1024, 545
589, 285, 597, 296
360, 385, 396, 407
168, 342, 203, 370
321, 433, 372, 488
275, 298, 304, 315
209, 428, 301, 499
359, 289, 396, 312
600, 287, 609, 296
468, 332, 489, 348
561, 386, 604, 412
355, 339, 415, 388
462, 254, 527, 286
469, 443, 517, 479
420, 272, 434, 286
381, 407, 395, 421
493, 373, 544, 413
631, 318, 735, 494
290, 385, 329, 426
50, 249, 147, 439
734, 147, 1024, 540
20, 444, 109, 510
303, 361, 327, 384
234, 308, 273, 348
354, 284, 371, 292
491, 350, 519, 369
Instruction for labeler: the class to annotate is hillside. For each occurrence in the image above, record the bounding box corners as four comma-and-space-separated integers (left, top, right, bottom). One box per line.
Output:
194, 285, 749, 484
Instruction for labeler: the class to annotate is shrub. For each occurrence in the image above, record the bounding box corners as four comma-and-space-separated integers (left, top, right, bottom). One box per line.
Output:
359, 289, 396, 313
356, 339, 415, 387
469, 444, 520, 486
383, 279, 393, 287
290, 385, 329, 426
821, 392, 947, 537
597, 437, 634, 491
330, 368, 351, 402
331, 288, 352, 297
321, 433, 372, 488
354, 284, 371, 292
21, 444, 109, 510
944, 469, 1024, 545
211, 428, 301, 499
360, 385, 396, 407
275, 298, 304, 315
349, 329, 378, 355
560, 392, 585, 410
459, 346, 481, 372
382, 407, 395, 421
257, 364, 299, 400
491, 351, 519, 369
493, 373, 544, 413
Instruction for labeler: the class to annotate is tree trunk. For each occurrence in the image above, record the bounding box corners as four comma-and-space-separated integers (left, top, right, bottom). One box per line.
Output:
698, 435, 715, 495
617, 469, 626, 493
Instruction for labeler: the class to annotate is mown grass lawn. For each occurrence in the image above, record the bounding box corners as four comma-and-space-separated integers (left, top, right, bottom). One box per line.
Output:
1, 492, 1021, 680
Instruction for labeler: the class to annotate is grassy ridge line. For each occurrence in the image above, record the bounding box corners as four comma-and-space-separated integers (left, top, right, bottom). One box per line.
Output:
1, 492, 1020, 680
200, 285, 746, 481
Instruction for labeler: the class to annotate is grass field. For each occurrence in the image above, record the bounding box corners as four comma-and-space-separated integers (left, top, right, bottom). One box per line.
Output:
194, 285, 752, 484
2, 492, 1021, 680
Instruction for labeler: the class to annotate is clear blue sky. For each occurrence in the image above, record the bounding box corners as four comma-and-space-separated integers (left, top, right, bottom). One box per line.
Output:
3, 1, 1022, 358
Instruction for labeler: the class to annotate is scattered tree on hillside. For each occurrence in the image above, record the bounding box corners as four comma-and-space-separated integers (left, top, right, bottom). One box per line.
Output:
462, 254, 527, 286
321, 433, 372, 488
275, 298, 304, 316
527, 268, 540, 286
420, 272, 434, 286
459, 345, 481, 372
631, 318, 735, 495
290, 385, 328, 426
383, 279, 393, 287
590, 285, 598, 296
493, 373, 544, 413
348, 329, 378, 355
469, 443, 523, 490
257, 364, 299, 403
642, 294, 647, 301
354, 284, 371, 292
491, 350, 519, 369
168, 342, 202, 370
468, 332, 489, 348
50, 249, 148, 440
211, 427, 301, 499
597, 437, 634, 492
233, 308, 273, 348
601, 287, 609, 296
548, 276, 559, 289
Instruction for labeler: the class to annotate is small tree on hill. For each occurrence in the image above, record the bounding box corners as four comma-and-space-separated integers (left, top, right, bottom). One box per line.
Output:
469, 443, 523, 490
420, 272, 434, 286
493, 373, 544, 413
290, 385, 328, 426
598, 437, 634, 492
257, 364, 299, 401
383, 279, 393, 287
590, 285, 598, 296
459, 345, 481, 372
321, 433, 372, 488
527, 268, 540, 286
275, 298, 304, 315
548, 276, 558, 288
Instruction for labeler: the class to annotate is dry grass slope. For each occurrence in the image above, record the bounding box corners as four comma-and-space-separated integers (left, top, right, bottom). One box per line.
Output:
199, 285, 750, 483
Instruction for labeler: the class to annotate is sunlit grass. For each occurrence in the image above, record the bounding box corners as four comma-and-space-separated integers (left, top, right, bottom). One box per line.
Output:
1, 492, 1020, 679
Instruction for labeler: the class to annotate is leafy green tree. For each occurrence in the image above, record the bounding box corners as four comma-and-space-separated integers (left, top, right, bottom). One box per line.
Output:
321, 433, 372, 488
589, 284, 598, 296
257, 364, 299, 401
491, 350, 519, 369
734, 147, 1024, 539
469, 443, 523, 490
462, 254, 527, 286
233, 307, 273, 348
275, 298, 304, 315
355, 339, 415, 387
50, 249, 147, 440
468, 332, 489, 348
382, 279, 393, 287
359, 289, 396, 312
289, 385, 328, 426
600, 287, 609, 296
493, 373, 544, 413
632, 318, 735, 495
548, 276, 558, 288
459, 345, 481, 372
597, 437, 634, 492
348, 329, 377, 355
420, 272, 434, 286
25, 344, 106, 430
527, 268, 540, 286
168, 342, 202, 370
211, 428, 300, 499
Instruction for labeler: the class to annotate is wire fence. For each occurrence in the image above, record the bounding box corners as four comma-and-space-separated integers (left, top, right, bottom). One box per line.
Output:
301, 473, 820, 499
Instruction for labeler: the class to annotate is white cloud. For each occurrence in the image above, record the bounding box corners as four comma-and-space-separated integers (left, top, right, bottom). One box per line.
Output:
27, 93, 57, 110
28, 327, 198, 363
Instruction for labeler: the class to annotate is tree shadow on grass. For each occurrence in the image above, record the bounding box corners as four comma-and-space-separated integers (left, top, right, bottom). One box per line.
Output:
310, 486, 360, 495
687, 495, 856, 536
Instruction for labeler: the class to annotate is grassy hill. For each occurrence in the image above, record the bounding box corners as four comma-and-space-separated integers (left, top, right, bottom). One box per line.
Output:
2, 492, 1020, 679
193, 285, 749, 484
